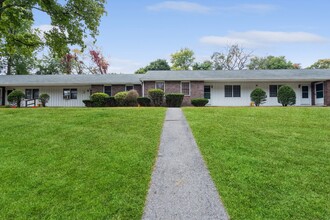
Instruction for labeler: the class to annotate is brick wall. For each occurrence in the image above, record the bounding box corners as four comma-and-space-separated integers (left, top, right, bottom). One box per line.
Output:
143, 81, 205, 106
182, 81, 204, 106
325, 80, 330, 106
134, 85, 142, 96
143, 81, 155, 97
112, 85, 126, 96
91, 85, 104, 94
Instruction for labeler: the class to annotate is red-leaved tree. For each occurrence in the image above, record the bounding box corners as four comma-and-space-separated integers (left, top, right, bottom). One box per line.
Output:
89, 50, 109, 74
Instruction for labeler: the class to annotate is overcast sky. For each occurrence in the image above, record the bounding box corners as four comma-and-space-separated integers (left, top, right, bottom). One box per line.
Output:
35, 0, 330, 73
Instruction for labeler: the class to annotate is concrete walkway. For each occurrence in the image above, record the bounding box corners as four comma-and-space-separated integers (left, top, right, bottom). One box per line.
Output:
143, 108, 229, 220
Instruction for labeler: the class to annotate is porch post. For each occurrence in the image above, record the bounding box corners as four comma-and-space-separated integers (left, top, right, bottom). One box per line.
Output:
311, 82, 316, 106
325, 80, 330, 106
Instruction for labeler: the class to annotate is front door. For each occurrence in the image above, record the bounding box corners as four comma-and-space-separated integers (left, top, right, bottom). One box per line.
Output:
301, 85, 310, 105
204, 85, 211, 105
315, 82, 324, 105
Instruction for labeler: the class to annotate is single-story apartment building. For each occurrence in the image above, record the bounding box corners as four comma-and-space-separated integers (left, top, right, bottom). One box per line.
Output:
0, 69, 329, 107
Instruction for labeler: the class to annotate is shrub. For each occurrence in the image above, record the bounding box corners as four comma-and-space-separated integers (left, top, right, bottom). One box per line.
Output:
7, 90, 25, 107
38, 93, 50, 107
105, 97, 117, 107
165, 93, 184, 107
90, 92, 110, 107
137, 97, 151, 107
250, 88, 267, 107
83, 100, 93, 107
114, 91, 128, 106
125, 90, 139, 107
277, 85, 296, 106
148, 89, 164, 107
191, 98, 209, 107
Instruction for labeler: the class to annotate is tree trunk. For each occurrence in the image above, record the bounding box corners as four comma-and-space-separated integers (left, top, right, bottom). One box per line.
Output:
7, 56, 12, 75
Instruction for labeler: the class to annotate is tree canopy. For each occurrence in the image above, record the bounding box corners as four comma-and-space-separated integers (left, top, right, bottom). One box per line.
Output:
0, 0, 106, 60
248, 56, 300, 70
192, 61, 213, 70
307, 59, 330, 69
171, 48, 195, 70
135, 59, 171, 74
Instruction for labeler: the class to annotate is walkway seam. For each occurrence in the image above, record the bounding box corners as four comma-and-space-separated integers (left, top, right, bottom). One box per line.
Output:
142, 108, 229, 220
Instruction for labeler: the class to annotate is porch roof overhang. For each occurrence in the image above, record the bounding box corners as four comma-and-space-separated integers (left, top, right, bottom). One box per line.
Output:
0, 74, 142, 87
142, 69, 330, 82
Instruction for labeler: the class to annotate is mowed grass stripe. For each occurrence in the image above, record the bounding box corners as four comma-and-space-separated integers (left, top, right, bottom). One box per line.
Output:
0, 108, 166, 220
183, 107, 330, 220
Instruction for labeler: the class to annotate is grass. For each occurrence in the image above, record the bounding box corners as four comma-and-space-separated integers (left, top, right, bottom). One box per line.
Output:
0, 108, 166, 219
184, 107, 330, 220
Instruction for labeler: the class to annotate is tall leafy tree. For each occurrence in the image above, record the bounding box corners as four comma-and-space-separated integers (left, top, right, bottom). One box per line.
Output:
192, 61, 212, 70
171, 48, 195, 70
0, 0, 107, 72
135, 59, 170, 74
248, 56, 300, 70
211, 44, 252, 70
307, 59, 330, 69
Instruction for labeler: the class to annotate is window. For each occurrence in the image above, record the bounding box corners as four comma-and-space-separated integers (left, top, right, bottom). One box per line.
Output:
316, 83, 324, 99
181, 82, 190, 96
302, 86, 309, 99
204, 86, 211, 99
225, 85, 241, 97
104, 86, 112, 96
25, 89, 39, 99
126, 85, 134, 91
155, 81, 165, 91
63, 89, 78, 100
269, 85, 282, 97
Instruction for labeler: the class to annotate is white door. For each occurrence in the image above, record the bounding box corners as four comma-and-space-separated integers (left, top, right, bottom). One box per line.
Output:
315, 82, 324, 105
301, 85, 310, 105
204, 85, 212, 105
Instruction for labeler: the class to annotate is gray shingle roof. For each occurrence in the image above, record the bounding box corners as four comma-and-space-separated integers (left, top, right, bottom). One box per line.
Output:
141, 69, 330, 82
0, 74, 142, 86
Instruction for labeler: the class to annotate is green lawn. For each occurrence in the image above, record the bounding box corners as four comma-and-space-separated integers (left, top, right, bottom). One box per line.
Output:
184, 107, 330, 220
0, 108, 166, 219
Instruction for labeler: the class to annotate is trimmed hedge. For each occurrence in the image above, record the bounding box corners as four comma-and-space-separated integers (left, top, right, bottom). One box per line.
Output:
250, 88, 267, 106
165, 93, 184, 107
126, 90, 139, 107
148, 89, 164, 107
114, 91, 128, 106
39, 93, 50, 107
191, 98, 209, 107
90, 93, 110, 107
7, 90, 25, 107
105, 97, 117, 107
278, 85, 296, 106
83, 100, 93, 107
137, 97, 151, 107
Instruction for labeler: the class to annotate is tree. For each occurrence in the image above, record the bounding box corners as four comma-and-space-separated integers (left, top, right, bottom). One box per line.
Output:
36, 54, 63, 75
7, 90, 25, 107
277, 86, 296, 106
89, 50, 109, 74
248, 56, 300, 70
192, 61, 212, 70
171, 48, 195, 70
135, 59, 170, 74
250, 88, 267, 106
308, 59, 330, 69
211, 44, 252, 70
0, 0, 106, 59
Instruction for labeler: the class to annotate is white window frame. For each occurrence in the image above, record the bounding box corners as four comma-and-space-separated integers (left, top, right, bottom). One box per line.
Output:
155, 81, 165, 92
224, 85, 241, 98
315, 82, 324, 99
181, 81, 191, 96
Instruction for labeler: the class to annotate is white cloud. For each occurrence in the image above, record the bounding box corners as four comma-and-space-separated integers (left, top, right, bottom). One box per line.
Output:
222, 4, 277, 13
147, 1, 211, 13
200, 31, 328, 47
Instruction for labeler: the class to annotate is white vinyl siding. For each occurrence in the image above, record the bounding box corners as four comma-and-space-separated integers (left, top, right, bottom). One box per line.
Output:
5, 86, 90, 107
